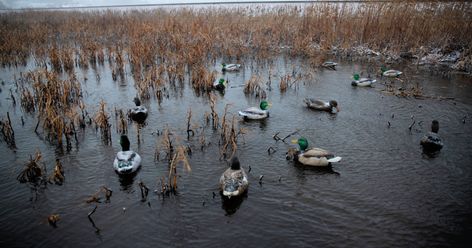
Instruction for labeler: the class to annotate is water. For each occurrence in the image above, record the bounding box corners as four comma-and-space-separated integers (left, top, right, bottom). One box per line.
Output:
1, 56, 471, 247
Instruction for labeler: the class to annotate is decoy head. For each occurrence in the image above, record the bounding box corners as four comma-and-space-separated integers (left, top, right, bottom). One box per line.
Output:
353, 74, 360, 80
260, 100, 271, 110
286, 147, 299, 160
381, 65, 387, 73
120, 135, 130, 151
218, 78, 225, 85
291, 137, 308, 151
230, 156, 241, 170
431, 120, 439, 133
329, 100, 340, 113
133, 97, 141, 106
221, 63, 226, 67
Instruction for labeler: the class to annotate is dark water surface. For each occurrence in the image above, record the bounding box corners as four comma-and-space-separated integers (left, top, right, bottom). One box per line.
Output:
1, 56, 471, 248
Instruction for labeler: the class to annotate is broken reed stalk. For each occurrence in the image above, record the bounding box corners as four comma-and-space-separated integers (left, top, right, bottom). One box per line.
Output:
116, 109, 128, 135
209, 93, 219, 130
94, 100, 112, 144
48, 159, 64, 185
86, 186, 113, 203
0, 112, 16, 149
199, 126, 207, 150
138, 181, 149, 201
167, 145, 192, 194
186, 108, 194, 140
155, 128, 174, 162
220, 116, 238, 160
220, 104, 231, 143
244, 75, 266, 98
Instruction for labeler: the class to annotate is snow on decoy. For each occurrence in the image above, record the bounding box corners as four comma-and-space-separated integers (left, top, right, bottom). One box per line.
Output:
286, 137, 342, 167
420, 120, 443, 153
219, 157, 248, 198
238, 100, 271, 120
129, 97, 148, 123
113, 135, 142, 174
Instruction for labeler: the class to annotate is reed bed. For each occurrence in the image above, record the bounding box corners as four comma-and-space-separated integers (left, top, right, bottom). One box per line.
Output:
94, 100, 112, 144
0, 1, 470, 72
16, 70, 83, 147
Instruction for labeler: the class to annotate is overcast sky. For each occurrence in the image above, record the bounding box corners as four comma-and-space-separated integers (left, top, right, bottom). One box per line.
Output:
0, 0, 318, 9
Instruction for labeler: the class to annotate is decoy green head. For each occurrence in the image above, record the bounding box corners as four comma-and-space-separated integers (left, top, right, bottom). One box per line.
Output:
381, 65, 387, 73
260, 100, 271, 110
292, 137, 308, 151
297, 137, 308, 151
222, 63, 226, 67
218, 78, 225, 85
353, 73, 360, 80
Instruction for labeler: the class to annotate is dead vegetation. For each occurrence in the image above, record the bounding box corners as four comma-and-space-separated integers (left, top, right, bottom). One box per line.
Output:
48, 159, 64, 185
0, 2, 470, 73
244, 75, 266, 98
0, 112, 16, 149
17, 151, 46, 185
94, 100, 112, 144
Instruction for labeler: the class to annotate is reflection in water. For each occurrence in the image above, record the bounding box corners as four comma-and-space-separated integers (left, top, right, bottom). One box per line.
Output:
118, 171, 138, 191
293, 163, 341, 176
422, 149, 441, 159
221, 192, 247, 216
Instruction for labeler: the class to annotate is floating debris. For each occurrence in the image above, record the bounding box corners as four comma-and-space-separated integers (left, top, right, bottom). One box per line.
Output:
48, 214, 60, 228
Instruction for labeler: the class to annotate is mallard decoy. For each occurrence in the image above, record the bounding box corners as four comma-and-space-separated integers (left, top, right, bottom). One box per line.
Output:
219, 157, 248, 198
286, 137, 342, 167
113, 135, 142, 174
351, 73, 376, 87
420, 120, 443, 153
129, 97, 148, 123
303, 98, 339, 114
321, 61, 337, 70
238, 100, 271, 120
222, 63, 241, 72
213, 78, 227, 91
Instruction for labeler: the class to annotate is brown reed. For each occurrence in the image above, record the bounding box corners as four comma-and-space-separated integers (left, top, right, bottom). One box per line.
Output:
94, 100, 112, 144
167, 145, 191, 194
48, 159, 64, 185
244, 75, 266, 98
0, 112, 16, 149
0, 2, 470, 73
17, 151, 45, 184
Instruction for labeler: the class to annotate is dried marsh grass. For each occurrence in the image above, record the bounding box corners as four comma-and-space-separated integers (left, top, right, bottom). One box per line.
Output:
0, 2, 469, 71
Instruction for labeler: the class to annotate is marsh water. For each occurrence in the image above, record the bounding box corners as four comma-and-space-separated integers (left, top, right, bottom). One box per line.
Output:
1, 55, 472, 248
